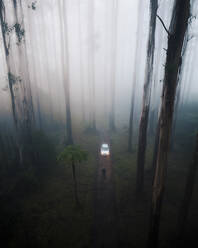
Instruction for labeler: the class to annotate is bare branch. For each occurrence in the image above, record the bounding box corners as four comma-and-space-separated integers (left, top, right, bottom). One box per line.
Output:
157, 15, 171, 36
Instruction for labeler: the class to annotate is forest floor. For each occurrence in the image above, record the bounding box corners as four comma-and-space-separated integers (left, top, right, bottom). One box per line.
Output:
1, 105, 198, 248
92, 132, 118, 248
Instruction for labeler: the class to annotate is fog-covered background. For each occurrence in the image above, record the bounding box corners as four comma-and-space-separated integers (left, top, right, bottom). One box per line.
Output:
0, 0, 197, 132
1, 1, 198, 248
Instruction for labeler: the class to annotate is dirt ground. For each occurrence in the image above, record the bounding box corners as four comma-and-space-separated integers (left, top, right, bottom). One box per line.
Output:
92, 133, 118, 248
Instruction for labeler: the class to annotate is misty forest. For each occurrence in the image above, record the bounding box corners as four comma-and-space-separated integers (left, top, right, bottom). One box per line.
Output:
0, 0, 198, 248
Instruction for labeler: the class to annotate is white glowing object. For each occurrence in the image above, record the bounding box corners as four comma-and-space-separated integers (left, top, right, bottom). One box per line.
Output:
100, 143, 110, 156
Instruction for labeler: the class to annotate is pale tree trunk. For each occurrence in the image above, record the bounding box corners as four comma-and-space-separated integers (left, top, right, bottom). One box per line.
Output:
59, 0, 73, 145
25, 1, 42, 130
13, 0, 36, 164
0, 0, 32, 166
40, 2, 54, 124
88, 0, 96, 131
128, 0, 144, 152
109, 0, 118, 132
13, 0, 35, 130
177, 134, 198, 239
136, 0, 158, 194
78, 1, 85, 125
0, 1, 19, 160
148, 1, 190, 247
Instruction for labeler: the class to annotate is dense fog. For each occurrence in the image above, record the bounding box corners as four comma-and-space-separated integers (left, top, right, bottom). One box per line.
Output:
1, 0, 197, 131
0, 1, 198, 248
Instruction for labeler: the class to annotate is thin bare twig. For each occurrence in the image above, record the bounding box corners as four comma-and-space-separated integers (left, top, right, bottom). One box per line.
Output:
157, 14, 171, 36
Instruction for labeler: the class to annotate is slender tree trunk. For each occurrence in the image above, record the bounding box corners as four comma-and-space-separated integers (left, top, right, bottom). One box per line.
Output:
59, 0, 73, 144
40, 3, 54, 124
12, 0, 36, 164
0, 0, 23, 165
26, 4, 42, 130
152, 119, 160, 173
148, 4, 168, 138
109, 0, 118, 132
13, 0, 35, 129
88, 0, 96, 131
177, 134, 198, 239
170, 33, 189, 151
128, 0, 144, 152
72, 160, 80, 206
128, 90, 135, 152
78, 1, 85, 125
136, 0, 158, 194
148, 1, 190, 247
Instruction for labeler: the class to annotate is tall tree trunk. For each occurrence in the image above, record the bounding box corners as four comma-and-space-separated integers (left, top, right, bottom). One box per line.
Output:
128, 0, 144, 152
177, 134, 198, 239
72, 160, 80, 206
12, 0, 36, 164
109, 0, 118, 132
148, 4, 168, 138
136, 0, 158, 194
13, 0, 35, 129
0, 0, 18, 141
40, 3, 54, 124
26, 3, 43, 130
0, 0, 30, 166
147, 1, 190, 247
170, 33, 189, 151
88, 0, 96, 131
59, 0, 73, 145
78, 1, 85, 125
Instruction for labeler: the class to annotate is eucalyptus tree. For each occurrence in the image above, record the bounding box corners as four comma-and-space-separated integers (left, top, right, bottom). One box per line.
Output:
0, 0, 34, 165
25, 1, 43, 130
148, 1, 191, 247
78, 0, 85, 125
148, 2, 168, 137
136, 0, 158, 194
58, 0, 73, 144
12, 0, 35, 130
39, 1, 55, 124
88, 0, 96, 131
177, 134, 198, 239
109, 0, 118, 132
128, 0, 144, 152
152, 1, 178, 171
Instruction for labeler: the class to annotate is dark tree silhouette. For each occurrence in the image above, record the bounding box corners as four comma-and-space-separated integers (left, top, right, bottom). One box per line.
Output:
177, 134, 198, 239
136, 0, 158, 194
58, 145, 88, 206
148, 1, 191, 247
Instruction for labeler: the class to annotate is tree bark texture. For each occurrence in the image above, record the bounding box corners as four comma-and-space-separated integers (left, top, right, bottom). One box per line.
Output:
136, 0, 158, 194
148, 1, 191, 247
